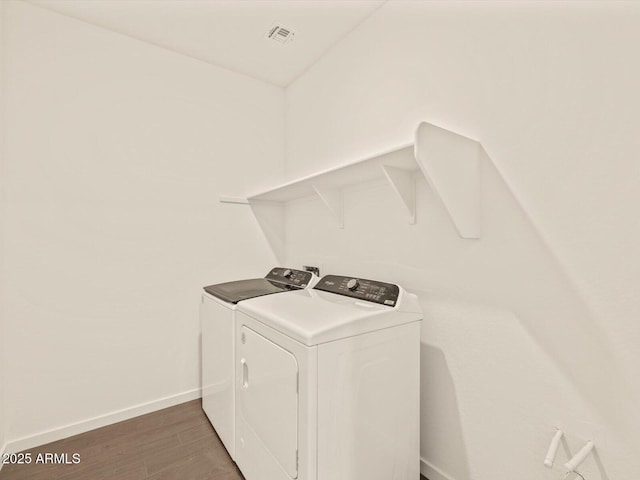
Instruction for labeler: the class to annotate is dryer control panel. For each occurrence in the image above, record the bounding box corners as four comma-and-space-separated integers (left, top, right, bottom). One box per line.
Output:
314, 275, 400, 306
266, 267, 314, 287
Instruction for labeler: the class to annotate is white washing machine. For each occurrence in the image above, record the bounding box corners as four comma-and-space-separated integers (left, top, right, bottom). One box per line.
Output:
200, 267, 318, 458
234, 274, 422, 480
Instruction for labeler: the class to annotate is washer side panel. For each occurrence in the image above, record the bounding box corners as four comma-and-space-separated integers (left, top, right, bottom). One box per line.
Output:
201, 294, 236, 458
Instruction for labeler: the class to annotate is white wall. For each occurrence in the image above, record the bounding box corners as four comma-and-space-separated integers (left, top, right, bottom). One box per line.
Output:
0, 0, 6, 458
1, 1, 283, 450
284, 2, 640, 480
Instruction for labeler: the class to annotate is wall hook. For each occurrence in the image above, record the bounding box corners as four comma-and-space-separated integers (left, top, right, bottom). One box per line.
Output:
564, 440, 594, 472
544, 429, 564, 467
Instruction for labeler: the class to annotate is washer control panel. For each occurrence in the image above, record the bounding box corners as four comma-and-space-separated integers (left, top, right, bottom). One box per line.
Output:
266, 267, 313, 287
314, 275, 400, 306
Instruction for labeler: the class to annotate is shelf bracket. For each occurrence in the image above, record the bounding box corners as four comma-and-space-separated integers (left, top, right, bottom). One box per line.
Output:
313, 185, 344, 228
415, 122, 481, 239
380, 164, 416, 224
219, 195, 249, 205
248, 201, 285, 263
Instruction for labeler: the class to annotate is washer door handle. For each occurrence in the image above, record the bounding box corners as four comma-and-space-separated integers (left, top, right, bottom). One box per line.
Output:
241, 358, 249, 389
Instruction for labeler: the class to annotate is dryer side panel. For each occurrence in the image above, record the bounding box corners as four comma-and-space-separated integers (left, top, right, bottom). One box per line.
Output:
317, 321, 421, 480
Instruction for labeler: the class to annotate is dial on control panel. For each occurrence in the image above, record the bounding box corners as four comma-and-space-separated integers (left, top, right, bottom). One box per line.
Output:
347, 278, 359, 291
266, 268, 313, 287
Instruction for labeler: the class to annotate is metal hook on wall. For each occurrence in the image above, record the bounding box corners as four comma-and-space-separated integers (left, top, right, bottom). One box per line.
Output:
561, 471, 586, 480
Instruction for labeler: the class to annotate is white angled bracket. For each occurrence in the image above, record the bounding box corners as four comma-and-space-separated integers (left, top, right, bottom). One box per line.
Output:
564, 441, 594, 472
381, 163, 416, 224
415, 122, 482, 238
544, 429, 564, 468
248, 201, 285, 263
313, 185, 344, 228
219, 195, 249, 204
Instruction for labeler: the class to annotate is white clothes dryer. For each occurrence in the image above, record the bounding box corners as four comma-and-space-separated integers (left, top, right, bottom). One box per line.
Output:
200, 267, 318, 458
234, 274, 422, 480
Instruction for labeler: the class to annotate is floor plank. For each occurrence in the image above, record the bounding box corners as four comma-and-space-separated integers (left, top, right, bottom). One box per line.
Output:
0, 399, 429, 479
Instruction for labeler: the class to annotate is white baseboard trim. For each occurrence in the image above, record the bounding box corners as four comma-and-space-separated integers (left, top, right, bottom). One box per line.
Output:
421, 457, 457, 480
4, 388, 201, 454
0, 442, 7, 472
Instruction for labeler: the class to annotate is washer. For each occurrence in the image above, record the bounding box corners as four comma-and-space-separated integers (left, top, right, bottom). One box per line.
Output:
234, 274, 422, 480
200, 267, 318, 458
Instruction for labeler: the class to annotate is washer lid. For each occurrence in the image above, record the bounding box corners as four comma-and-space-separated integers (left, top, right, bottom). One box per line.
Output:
237, 287, 422, 346
203, 267, 315, 304
203, 278, 296, 304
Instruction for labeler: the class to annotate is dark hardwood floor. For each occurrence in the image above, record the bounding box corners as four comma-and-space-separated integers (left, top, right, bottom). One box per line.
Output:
0, 399, 429, 479
0, 400, 241, 480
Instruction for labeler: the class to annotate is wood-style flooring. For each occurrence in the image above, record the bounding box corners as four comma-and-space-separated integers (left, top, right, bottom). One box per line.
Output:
0, 400, 241, 480
0, 399, 429, 480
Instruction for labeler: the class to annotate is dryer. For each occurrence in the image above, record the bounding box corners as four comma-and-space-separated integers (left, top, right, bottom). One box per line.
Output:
200, 267, 317, 458
234, 274, 422, 480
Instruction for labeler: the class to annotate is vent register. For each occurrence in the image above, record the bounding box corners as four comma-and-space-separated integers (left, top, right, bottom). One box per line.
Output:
267, 24, 295, 44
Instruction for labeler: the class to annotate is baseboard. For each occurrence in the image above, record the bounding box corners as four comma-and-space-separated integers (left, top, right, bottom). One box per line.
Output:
4, 388, 201, 454
0, 442, 7, 472
421, 457, 457, 480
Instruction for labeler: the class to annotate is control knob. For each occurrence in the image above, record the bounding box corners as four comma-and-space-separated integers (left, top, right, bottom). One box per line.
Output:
346, 278, 359, 291
283, 269, 293, 278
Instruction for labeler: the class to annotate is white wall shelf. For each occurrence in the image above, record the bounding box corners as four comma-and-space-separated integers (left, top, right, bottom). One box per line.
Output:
220, 122, 483, 259
247, 143, 416, 204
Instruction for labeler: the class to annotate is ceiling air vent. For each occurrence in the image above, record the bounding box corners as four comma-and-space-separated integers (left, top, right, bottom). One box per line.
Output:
267, 24, 295, 44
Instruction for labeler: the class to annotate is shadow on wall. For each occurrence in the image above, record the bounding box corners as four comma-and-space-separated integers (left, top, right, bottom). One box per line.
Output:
421, 343, 472, 480
363, 146, 633, 440
475, 149, 634, 437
